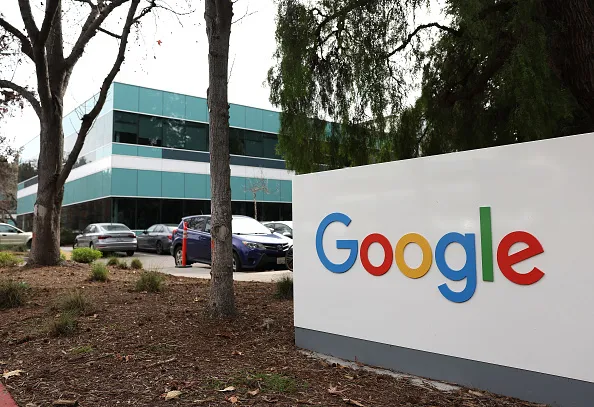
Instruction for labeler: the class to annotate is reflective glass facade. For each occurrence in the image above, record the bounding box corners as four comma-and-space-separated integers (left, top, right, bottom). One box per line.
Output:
16, 83, 293, 233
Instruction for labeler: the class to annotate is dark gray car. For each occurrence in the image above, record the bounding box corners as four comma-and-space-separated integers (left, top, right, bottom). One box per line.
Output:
137, 224, 177, 255
74, 223, 137, 256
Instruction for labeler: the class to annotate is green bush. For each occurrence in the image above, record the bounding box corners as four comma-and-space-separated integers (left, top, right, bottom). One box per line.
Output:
275, 276, 293, 300
0, 244, 28, 253
60, 229, 77, 246
130, 258, 143, 270
90, 263, 109, 282
72, 248, 102, 264
135, 270, 165, 293
0, 280, 29, 309
58, 290, 93, 316
117, 261, 130, 270
60, 251, 67, 262
0, 252, 23, 268
106, 257, 120, 267
49, 311, 78, 337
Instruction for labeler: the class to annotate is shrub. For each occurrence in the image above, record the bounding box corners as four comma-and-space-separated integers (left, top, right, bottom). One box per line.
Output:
58, 290, 93, 316
90, 263, 109, 282
135, 270, 165, 293
275, 276, 293, 300
72, 248, 102, 264
0, 252, 23, 268
60, 251, 67, 262
117, 261, 130, 270
0, 280, 29, 309
0, 244, 28, 253
106, 257, 120, 267
49, 311, 78, 337
130, 258, 143, 270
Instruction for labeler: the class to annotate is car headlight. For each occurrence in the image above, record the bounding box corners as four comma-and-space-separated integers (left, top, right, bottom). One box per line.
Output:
242, 241, 265, 250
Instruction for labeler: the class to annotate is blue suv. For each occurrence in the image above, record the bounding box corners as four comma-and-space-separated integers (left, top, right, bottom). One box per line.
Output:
170, 215, 291, 271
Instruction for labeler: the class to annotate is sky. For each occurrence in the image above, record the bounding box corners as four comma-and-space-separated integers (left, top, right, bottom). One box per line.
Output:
1, 0, 446, 149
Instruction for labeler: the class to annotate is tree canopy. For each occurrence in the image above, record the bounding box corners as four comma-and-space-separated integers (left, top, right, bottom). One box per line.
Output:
268, 0, 594, 173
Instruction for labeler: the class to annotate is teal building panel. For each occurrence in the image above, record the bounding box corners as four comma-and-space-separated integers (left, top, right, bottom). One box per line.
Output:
185, 173, 208, 199
206, 175, 211, 199
231, 176, 247, 200
186, 96, 208, 122
138, 170, 162, 197
245, 107, 263, 131
113, 83, 139, 111
229, 104, 246, 128
137, 145, 162, 158
263, 179, 281, 202
112, 168, 138, 196
164, 91, 186, 119
280, 180, 292, 202
102, 169, 112, 196
138, 87, 163, 116
263, 110, 280, 133
162, 172, 185, 198
112, 143, 138, 156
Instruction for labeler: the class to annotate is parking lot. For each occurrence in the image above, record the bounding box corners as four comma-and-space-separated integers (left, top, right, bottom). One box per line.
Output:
61, 247, 292, 283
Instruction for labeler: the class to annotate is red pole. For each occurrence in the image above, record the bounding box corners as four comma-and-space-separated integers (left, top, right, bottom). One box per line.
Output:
182, 221, 188, 267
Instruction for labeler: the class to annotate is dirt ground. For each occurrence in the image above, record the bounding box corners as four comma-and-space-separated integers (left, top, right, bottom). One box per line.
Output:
0, 262, 545, 407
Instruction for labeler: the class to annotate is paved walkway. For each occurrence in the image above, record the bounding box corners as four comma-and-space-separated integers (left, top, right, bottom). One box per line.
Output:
0, 383, 18, 407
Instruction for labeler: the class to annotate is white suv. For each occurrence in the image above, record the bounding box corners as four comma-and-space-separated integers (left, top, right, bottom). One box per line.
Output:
0, 223, 33, 248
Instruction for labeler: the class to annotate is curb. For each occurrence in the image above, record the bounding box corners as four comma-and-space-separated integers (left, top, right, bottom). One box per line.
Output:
0, 383, 18, 407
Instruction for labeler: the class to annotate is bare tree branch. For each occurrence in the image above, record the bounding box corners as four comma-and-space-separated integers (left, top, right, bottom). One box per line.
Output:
59, 0, 141, 187
38, 0, 61, 47
0, 79, 41, 117
17, 0, 40, 42
98, 26, 122, 39
0, 17, 34, 59
386, 23, 459, 58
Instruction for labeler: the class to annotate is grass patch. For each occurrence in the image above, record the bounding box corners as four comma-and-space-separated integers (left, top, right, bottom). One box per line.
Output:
60, 251, 67, 262
0, 252, 23, 268
0, 280, 29, 309
106, 257, 120, 267
71, 345, 94, 354
57, 290, 93, 316
135, 270, 165, 293
49, 311, 78, 337
130, 258, 143, 270
117, 261, 130, 270
236, 371, 303, 393
90, 262, 109, 282
274, 276, 293, 300
72, 248, 102, 264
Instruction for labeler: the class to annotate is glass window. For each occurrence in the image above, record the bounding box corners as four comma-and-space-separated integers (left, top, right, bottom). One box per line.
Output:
102, 224, 130, 232
0, 225, 16, 233
262, 133, 279, 159
147, 225, 157, 232
83, 225, 92, 234
205, 219, 211, 233
114, 112, 138, 143
163, 119, 187, 149
244, 130, 263, 157
162, 199, 184, 225
137, 198, 160, 230
186, 122, 208, 151
154, 225, 164, 233
188, 217, 206, 231
229, 128, 245, 155
114, 198, 136, 229
138, 116, 163, 146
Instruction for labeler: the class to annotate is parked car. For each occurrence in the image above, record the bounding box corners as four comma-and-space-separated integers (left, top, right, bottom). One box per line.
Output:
0, 223, 33, 248
137, 224, 178, 255
171, 215, 291, 271
74, 223, 137, 256
286, 245, 293, 271
262, 221, 293, 239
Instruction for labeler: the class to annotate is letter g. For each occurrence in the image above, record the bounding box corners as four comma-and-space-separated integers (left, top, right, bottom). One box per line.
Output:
316, 212, 358, 273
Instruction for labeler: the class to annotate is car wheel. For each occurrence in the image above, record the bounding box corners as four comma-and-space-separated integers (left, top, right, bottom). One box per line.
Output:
286, 247, 293, 271
73, 239, 78, 249
26, 239, 32, 250
126, 251, 134, 257
174, 246, 183, 266
233, 252, 242, 272
155, 241, 163, 255
90, 242, 95, 250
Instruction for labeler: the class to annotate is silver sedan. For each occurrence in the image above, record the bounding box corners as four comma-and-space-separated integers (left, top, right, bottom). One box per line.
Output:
74, 223, 137, 256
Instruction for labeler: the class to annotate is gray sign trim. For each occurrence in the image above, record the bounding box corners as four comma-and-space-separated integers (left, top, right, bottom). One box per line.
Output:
295, 327, 594, 407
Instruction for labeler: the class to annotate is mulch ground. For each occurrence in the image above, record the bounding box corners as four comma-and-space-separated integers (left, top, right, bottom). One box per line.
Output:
0, 262, 545, 407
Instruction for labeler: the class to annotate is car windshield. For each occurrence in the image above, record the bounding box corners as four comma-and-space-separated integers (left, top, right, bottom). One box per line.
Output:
101, 224, 130, 232
232, 217, 272, 235
165, 225, 177, 231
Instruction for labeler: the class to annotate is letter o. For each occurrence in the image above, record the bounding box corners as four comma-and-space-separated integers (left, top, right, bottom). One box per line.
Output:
395, 233, 433, 279
360, 233, 393, 276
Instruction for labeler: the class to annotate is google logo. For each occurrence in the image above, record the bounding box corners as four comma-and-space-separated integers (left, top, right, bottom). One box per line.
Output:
315, 207, 545, 303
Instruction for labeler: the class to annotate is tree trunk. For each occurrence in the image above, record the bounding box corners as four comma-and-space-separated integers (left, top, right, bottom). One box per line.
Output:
205, 0, 236, 318
31, 113, 64, 265
544, 0, 594, 121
